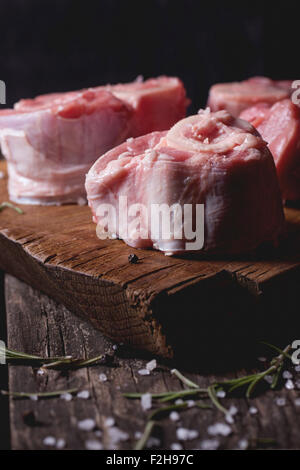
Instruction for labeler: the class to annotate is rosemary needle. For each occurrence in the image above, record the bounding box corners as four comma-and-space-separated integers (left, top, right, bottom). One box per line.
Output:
0, 388, 78, 399
0, 202, 23, 214
135, 420, 157, 451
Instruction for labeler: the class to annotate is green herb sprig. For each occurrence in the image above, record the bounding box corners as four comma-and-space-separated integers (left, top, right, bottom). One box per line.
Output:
0, 202, 23, 214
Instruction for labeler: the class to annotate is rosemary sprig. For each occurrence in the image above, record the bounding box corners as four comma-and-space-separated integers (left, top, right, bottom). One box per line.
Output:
135, 420, 157, 451
127, 341, 294, 449
0, 344, 103, 369
0, 202, 23, 214
0, 388, 78, 399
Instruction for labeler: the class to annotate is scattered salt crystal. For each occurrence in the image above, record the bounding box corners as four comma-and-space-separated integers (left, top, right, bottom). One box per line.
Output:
43, 436, 56, 447
285, 379, 294, 390
37, 369, 45, 376
141, 393, 152, 411
283, 371, 293, 380
85, 439, 103, 450
200, 439, 219, 450
275, 397, 286, 407
225, 413, 234, 424
135, 75, 144, 83
228, 405, 238, 416
238, 439, 249, 450
294, 398, 300, 407
78, 418, 96, 431
258, 357, 267, 363
60, 393, 73, 402
30, 395, 38, 401
187, 400, 195, 408
207, 423, 232, 437
105, 417, 115, 428
146, 437, 161, 448
204, 138, 209, 144
112, 344, 118, 351
127, 137, 134, 143
95, 430, 102, 438
108, 427, 129, 445
170, 411, 180, 421
0, 171, 4, 179
216, 390, 226, 398
295, 380, 300, 389
176, 428, 199, 441
171, 443, 183, 450
77, 390, 90, 400
175, 399, 184, 405
135, 431, 142, 439
146, 359, 157, 372
295, 365, 300, 372
138, 369, 150, 376
264, 375, 273, 384
99, 373, 108, 382
249, 406, 258, 415
77, 197, 87, 206
56, 438, 66, 449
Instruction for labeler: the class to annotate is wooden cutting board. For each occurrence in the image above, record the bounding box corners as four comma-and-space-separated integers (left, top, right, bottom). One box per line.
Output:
0, 161, 299, 359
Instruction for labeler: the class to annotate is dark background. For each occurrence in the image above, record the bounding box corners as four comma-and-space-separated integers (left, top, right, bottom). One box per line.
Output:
0, 0, 299, 113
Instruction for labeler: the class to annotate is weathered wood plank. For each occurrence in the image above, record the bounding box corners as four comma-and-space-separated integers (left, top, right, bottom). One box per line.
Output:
5, 274, 300, 450
0, 160, 299, 358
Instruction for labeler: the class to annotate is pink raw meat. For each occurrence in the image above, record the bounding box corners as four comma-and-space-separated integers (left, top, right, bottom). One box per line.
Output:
0, 77, 188, 205
240, 99, 300, 201
86, 109, 284, 256
208, 77, 292, 117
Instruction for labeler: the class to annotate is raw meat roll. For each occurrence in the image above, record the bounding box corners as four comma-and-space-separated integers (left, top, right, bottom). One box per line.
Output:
240, 99, 300, 201
208, 77, 292, 117
86, 109, 284, 256
0, 76, 188, 205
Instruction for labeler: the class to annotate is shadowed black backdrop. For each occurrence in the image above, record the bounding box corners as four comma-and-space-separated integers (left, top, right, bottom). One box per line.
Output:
0, 0, 299, 113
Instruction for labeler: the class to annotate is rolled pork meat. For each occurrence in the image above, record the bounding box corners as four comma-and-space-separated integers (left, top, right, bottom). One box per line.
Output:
0, 76, 188, 205
86, 109, 284, 256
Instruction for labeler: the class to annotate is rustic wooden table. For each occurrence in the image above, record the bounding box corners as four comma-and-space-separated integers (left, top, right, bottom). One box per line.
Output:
1, 272, 300, 451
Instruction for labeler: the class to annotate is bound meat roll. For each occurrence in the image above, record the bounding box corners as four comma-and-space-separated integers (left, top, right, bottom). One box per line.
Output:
208, 77, 292, 117
0, 76, 188, 205
240, 99, 300, 202
86, 109, 284, 256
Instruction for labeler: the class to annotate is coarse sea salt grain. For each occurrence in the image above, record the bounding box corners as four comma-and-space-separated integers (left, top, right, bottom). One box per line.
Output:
135, 431, 142, 440
238, 439, 249, 450
295, 365, 300, 372
30, 395, 38, 401
56, 438, 66, 449
285, 380, 294, 390
228, 405, 238, 416
295, 380, 300, 389
176, 428, 199, 441
175, 399, 184, 405
200, 439, 219, 450
60, 393, 73, 402
258, 357, 267, 363
37, 369, 45, 376
187, 400, 195, 408
141, 393, 152, 411
264, 375, 273, 385
78, 418, 96, 431
283, 371, 293, 380
146, 437, 161, 448
95, 430, 102, 438
294, 398, 300, 407
216, 390, 226, 398
77, 390, 90, 400
207, 423, 232, 437
105, 417, 115, 428
249, 406, 258, 415
170, 443, 183, 450
225, 413, 234, 424
108, 427, 129, 445
275, 397, 286, 407
138, 369, 150, 376
99, 373, 108, 382
146, 359, 157, 372
85, 439, 103, 450
170, 411, 180, 422
0, 171, 4, 179
43, 436, 56, 447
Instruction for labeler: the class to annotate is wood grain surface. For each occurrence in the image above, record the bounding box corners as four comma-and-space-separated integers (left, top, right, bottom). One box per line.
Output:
0, 161, 299, 358
2, 274, 300, 450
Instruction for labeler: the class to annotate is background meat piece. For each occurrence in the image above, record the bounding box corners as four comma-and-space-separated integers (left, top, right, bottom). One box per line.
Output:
86, 109, 284, 256
0, 77, 188, 205
240, 99, 300, 202
208, 77, 292, 117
